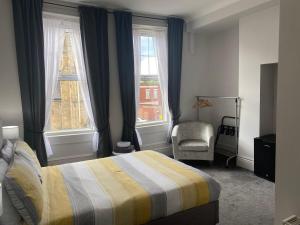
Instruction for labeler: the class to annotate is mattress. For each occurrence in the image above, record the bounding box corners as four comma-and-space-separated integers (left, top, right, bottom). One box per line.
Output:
40, 150, 220, 225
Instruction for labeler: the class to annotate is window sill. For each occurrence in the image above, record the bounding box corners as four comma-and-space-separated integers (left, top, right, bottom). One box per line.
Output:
136, 121, 169, 129
44, 128, 95, 137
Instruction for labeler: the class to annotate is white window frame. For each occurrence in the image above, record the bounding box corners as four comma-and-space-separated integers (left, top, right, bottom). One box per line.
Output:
46, 32, 91, 133
145, 89, 151, 99
133, 24, 169, 128
153, 88, 158, 99
44, 127, 94, 137
43, 13, 95, 135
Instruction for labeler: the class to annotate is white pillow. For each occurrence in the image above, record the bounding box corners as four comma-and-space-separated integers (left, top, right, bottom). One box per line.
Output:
0, 158, 22, 225
1, 140, 14, 164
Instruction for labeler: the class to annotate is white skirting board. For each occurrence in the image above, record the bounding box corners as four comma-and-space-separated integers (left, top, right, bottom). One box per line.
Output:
237, 156, 254, 171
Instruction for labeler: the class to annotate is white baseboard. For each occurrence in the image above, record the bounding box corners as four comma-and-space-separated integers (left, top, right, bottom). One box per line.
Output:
237, 156, 254, 171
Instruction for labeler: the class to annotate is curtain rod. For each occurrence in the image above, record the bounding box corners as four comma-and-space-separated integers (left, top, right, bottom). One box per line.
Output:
44, 2, 167, 21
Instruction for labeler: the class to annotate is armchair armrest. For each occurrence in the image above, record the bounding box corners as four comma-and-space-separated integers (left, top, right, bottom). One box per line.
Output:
171, 125, 180, 144
201, 123, 214, 145
208, 135, 214, 148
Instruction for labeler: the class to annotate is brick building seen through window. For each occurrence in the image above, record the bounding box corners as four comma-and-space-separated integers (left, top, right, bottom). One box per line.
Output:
136, 35, 165, 124
49, 32, 90, 131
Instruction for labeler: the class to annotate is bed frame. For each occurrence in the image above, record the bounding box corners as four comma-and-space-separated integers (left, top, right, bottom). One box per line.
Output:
144, 201, 219, 225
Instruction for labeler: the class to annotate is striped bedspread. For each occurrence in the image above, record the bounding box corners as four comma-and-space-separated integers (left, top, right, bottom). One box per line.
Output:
40, 150, 220, 225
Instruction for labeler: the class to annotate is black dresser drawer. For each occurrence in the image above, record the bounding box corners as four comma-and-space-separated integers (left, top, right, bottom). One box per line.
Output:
254, 134, 276, 182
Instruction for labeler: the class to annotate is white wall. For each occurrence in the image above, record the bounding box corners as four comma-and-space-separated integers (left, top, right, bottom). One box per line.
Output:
207, 26, 239, 98
181, 33, 209, 121
203, 25, 239, 152
275, 0, 300, 223
238, 6, 279, 170
259, 63, 277, 135
0, 0, 23, 134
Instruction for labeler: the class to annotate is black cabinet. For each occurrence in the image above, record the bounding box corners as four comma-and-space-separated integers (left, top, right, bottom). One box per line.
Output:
254, 134, 276, 182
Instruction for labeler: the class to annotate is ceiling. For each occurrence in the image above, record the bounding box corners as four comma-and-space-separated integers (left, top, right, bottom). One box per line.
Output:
54, 0, 279, 32
60, 0, 240, 20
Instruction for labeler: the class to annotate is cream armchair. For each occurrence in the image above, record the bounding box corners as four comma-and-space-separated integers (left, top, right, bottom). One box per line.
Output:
171, 121, 214, 161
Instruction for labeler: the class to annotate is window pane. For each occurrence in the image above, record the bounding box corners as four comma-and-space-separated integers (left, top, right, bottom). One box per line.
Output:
149, 56, 158, 75
141, 55, 149, 75
137, 75, 164, 123
59, 33, 76, 75
140, 36, 158, 75
153, 89, 158, 99
145, 89, 151, 100
49, 32, 90, 131
141, 36, 149, 56
148, 37, 155, 56
135, 30, 167, 125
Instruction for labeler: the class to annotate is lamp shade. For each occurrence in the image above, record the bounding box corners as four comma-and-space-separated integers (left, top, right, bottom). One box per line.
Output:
2, 126, 19, 140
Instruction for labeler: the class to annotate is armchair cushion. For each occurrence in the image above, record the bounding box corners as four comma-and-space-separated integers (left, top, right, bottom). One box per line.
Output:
179, 139, 208, 152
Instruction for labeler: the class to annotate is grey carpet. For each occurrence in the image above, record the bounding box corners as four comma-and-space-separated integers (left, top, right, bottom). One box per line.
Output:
185, 160, 275, 225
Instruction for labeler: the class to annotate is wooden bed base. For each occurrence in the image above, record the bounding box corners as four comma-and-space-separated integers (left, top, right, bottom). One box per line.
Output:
144, 201, 219, 225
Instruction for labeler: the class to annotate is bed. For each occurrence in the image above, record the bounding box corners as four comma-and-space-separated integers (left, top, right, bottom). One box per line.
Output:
1, 141, 220, 225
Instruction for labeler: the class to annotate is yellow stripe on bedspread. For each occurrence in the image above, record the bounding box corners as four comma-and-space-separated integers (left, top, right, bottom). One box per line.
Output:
141, 151, 210, 206
87, 158, 151, 225
41, 166, 74, 225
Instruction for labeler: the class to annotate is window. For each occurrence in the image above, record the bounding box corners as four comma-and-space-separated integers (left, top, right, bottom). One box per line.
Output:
145, 89, 151, 100
133, 26, 168, 125
153, 89, 158, 99
48, 31, 90, 131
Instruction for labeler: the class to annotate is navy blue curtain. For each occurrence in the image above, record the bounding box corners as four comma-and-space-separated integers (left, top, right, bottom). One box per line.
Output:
12, 0, 47, 166
79, 6, 113, 157
114, 11, 140, 150
168, 18, 184, 134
